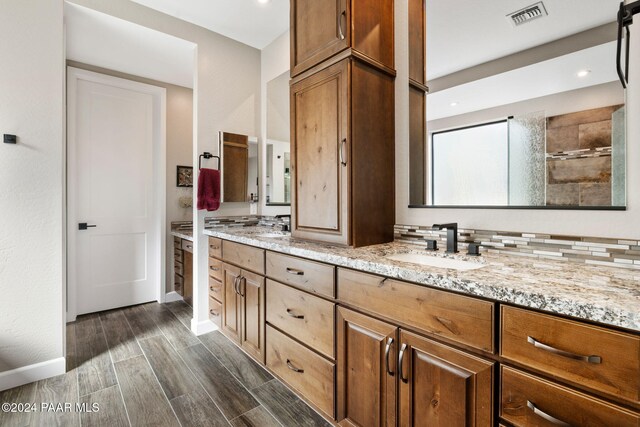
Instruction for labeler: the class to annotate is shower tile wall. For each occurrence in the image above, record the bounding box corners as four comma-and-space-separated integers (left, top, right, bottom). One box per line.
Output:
545, 105, 624, 206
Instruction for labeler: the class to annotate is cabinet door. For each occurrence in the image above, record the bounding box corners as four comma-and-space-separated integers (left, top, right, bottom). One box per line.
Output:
182, 251, 193, 306
239, 269, 265, 362
291, 59, 349, 245
291, 0, 349, 76
221, 263, 241, 343
337, 307, 398, 427
398, 330, 494, 427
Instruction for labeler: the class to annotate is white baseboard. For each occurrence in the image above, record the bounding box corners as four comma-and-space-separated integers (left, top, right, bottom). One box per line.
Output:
0, 357, 66, 392
165, 291, 184, 303
191, 318, 218, 336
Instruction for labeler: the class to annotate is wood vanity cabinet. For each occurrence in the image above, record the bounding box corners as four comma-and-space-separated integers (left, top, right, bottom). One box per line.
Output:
290, 0, 394, 77
208, 237, 223, 327
219, 241, 266, 363
290, 57, 395, 247
336, 306, 494, 427
174, 236, 193, 305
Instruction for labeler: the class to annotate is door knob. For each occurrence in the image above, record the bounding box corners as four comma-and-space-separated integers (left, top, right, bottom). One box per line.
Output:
78, 223, 97, 230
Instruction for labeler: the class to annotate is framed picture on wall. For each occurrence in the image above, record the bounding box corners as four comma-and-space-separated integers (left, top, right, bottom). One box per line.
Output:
176, 165, 193, 187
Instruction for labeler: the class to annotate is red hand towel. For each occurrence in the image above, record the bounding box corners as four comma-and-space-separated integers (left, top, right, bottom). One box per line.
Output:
197, 168, 221, 211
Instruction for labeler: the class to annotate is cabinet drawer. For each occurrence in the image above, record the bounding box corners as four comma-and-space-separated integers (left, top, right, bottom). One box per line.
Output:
223, 241, 264, 274
500, 366, 639, 427
174, 251, 182, 263
174, 274, 183, 294
208, 296, 222, 328
338, 268, 495, 352
173, 236, 181, 246
501, 306, 640, 403
208, 257, 222, 281
209, 237, 222, 258
266, 280, 335, 359
208, 276, 222, 302
266, 251, 335, 298
174, 247, 182, 257
181, 239, 194, 253
266, 325, 335, 418
174, 261, 183, 276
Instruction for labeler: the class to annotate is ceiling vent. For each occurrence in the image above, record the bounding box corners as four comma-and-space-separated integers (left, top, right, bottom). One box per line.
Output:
507, 2, 548, 27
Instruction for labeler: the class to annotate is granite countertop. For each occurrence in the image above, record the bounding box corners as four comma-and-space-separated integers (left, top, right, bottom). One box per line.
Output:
171, 229, 193, 242
204, 226, 640, 332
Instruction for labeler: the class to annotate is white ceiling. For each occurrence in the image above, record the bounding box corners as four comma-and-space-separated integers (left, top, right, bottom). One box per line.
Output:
65, 2, 196, 88
427, 41, 620, 121
427, 0, 620, 79
129, 0, 289, 49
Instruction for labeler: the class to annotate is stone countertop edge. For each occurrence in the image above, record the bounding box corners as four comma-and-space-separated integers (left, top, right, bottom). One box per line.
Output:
203, 227, 640, 332
171, 230, 193, 242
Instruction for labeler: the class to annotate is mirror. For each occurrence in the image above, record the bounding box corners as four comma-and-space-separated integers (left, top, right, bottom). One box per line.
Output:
410, 0, 626, 209
220, 131, 259, 203
266, 71, 291, 205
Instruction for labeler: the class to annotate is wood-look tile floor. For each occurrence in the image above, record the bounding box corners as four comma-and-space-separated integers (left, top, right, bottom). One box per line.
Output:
0, 301, 331, 427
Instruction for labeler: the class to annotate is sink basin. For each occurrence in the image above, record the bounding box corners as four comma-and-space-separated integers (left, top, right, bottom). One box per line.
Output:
385, 253, 486, 271
257, 232, 289, 238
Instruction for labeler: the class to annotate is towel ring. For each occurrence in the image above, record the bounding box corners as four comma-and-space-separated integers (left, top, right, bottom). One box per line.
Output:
198, 152, 220, 170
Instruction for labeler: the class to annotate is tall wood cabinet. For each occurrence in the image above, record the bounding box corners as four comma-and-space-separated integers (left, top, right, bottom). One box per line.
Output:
290, 0, 394, 77
290, 0, 396, 247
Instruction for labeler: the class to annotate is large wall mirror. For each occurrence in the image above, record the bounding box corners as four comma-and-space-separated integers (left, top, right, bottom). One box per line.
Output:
410, 0, 626, 209
266, 71, 291, 206
220, 131, 259, 203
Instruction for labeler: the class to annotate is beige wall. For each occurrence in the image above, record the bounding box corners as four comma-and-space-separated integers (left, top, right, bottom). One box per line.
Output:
66, 61, 194, 294
0, 0, 65, 382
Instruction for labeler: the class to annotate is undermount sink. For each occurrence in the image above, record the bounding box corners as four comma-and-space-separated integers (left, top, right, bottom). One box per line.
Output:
257, 232, 289, 238
385, 253, 486, 271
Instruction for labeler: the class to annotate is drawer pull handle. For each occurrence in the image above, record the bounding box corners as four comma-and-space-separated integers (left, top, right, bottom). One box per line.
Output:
527, 336, 601, 364
527, 401, 572, 426
286, 359, 304, 373
398, 343, 408, 383
209, 309, 219, 317
338, 10, 346, 40
186, 245, 192, 249
209, 266, 220, 271
210, 245, 219, 250
234, 277, 240, 295
385, 337, 394, 376
286, 309, 305, 319
286, 267, 304, 276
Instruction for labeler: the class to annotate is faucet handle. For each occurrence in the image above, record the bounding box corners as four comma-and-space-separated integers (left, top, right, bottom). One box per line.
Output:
425, 239, 438, 251
467, 243, 482, 256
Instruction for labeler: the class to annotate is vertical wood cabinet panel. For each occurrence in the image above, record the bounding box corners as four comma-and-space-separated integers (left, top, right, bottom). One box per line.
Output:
337, 307, 398, 427
291, 57, 395, 247
291, 59, 350, 245
408, 0, 426, 86
398, 330, 494, 427
240, 269, 265, 362
409, 86, 426, 206
221, 263, 241, 343
291, 0, 394, 77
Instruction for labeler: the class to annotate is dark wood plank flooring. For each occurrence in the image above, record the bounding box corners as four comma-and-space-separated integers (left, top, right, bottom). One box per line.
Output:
0, 301, 331, 427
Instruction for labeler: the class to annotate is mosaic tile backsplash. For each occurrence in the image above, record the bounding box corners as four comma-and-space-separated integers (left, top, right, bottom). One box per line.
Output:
395, 224, 640, 270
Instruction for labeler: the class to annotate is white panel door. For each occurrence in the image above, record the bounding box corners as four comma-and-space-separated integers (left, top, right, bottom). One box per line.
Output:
68, 68, 165, 317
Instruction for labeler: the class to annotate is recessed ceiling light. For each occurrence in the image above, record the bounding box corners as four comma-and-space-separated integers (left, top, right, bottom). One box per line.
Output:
577, 69, 591, 78
450, 102, 459, 107
257, 0, 271, 4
